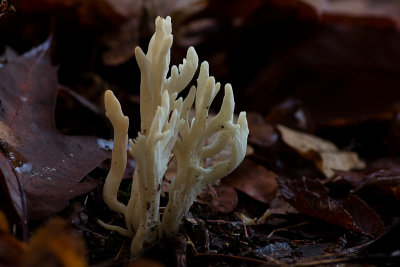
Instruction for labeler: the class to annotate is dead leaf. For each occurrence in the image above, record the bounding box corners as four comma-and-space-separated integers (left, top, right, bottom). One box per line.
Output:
246, 112, 278, 148
264, 99, 314, 132
353, 169, 400, 203
277, 125, 365, 177
0, 39, 110, 219
222, 159, 278, 204
0, 231, 26, 267
196, 184, 238, 213
16, 0, 126, 30
229, 1, 400, 124
331, 170, 365, 188
0, 210, 8, 232
300, 0, 400, 23
0, 217, 87, 267
319, 151, 365, 178
0, 210, 26, 267
101, 0, 208, 65
278, 176, 384, 236
24, 218, 87, 267
0, 121, 23, 147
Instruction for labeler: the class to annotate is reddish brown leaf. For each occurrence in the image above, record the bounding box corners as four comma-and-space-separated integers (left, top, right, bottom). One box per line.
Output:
264, 99, 314, 132
353, 169, 400, 203
0, 217, 87, 267
196, 184, 238, 213
0, 230, 26, 267
246, 112, 278, 148
332, 170, 365, 188
0, 40, 109, 219
101, 0, 208, 65
24, 218, 87, 267
16, 0, 126, 30
301, 0, 400, 24
222, 159, 278, 204
211, 0, 400, 124
278, 176, 384, 236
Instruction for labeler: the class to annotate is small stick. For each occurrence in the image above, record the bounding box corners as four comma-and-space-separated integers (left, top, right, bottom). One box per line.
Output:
114, 240, 126, 261
183, 230, 199, 256
237, 214, 249, 238
267, 222, 309, 239
196, 252, 278, 265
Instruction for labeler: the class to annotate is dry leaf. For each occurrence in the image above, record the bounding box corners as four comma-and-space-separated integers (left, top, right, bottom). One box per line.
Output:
0, 211, 9, 232
277, 124, 365, 177
0, 39, 110, 219
24, 218, 87, 267
0, 231, 26, 267
222, 159, 278, 203
196, 184, 238, 213
0, 217, 87, 267
278, 176, 385, 237
300, 0, 400, 22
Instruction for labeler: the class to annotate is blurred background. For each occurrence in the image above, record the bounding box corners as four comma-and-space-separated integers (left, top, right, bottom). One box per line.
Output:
1, 0, 400, 158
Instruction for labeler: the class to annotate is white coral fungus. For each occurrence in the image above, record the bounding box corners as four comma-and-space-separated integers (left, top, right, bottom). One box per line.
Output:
99, 16, 249, 257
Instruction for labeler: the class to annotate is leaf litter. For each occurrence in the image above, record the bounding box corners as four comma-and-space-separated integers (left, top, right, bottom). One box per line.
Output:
0, 40, 110, 219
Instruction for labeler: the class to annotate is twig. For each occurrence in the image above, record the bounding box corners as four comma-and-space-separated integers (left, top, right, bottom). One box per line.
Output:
267, 222, 309, 239
207, 184, 218, 197
290, 256, 352, 266
195, 252, 278, 265
183, 230, 199, 256
76, 224, 108, 239
250, 248, 282, 265
237, 214, 249, 238
114, 240, 126, 261
205, 219, 240, 225
11, 165, 28, 242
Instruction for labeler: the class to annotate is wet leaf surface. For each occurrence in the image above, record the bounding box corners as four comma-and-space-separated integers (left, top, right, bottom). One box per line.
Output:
196, 184, 238, 214
222, 158, 278, 204
278, 176, 385, 237
0, 40, 109, 219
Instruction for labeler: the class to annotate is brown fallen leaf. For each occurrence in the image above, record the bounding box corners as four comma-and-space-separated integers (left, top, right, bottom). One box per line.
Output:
24, 218, 87, 267
0, 211, 8, 232
234, 1, 400, 124
0, 230, 26, 267
246, 112, 278, 148
331, 170, 365, 188
101, 0, 208, 66
0, 210, 26, 267
278, 176, 384, 237
16, 0, 126, 30
300, 0, 400, 22
0, 121, 23, 147
353, 169, 400, 203
196, 184, 238, 213
0, 39, 110, 219
264, 99, 314, 132
277, 124, 365, 177
0, 217, 87, 267
222, 159, 278, 204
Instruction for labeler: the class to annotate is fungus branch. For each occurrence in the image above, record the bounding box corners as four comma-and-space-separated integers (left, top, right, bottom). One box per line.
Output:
161, 63, 249, 237
100, 16, 248, 257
